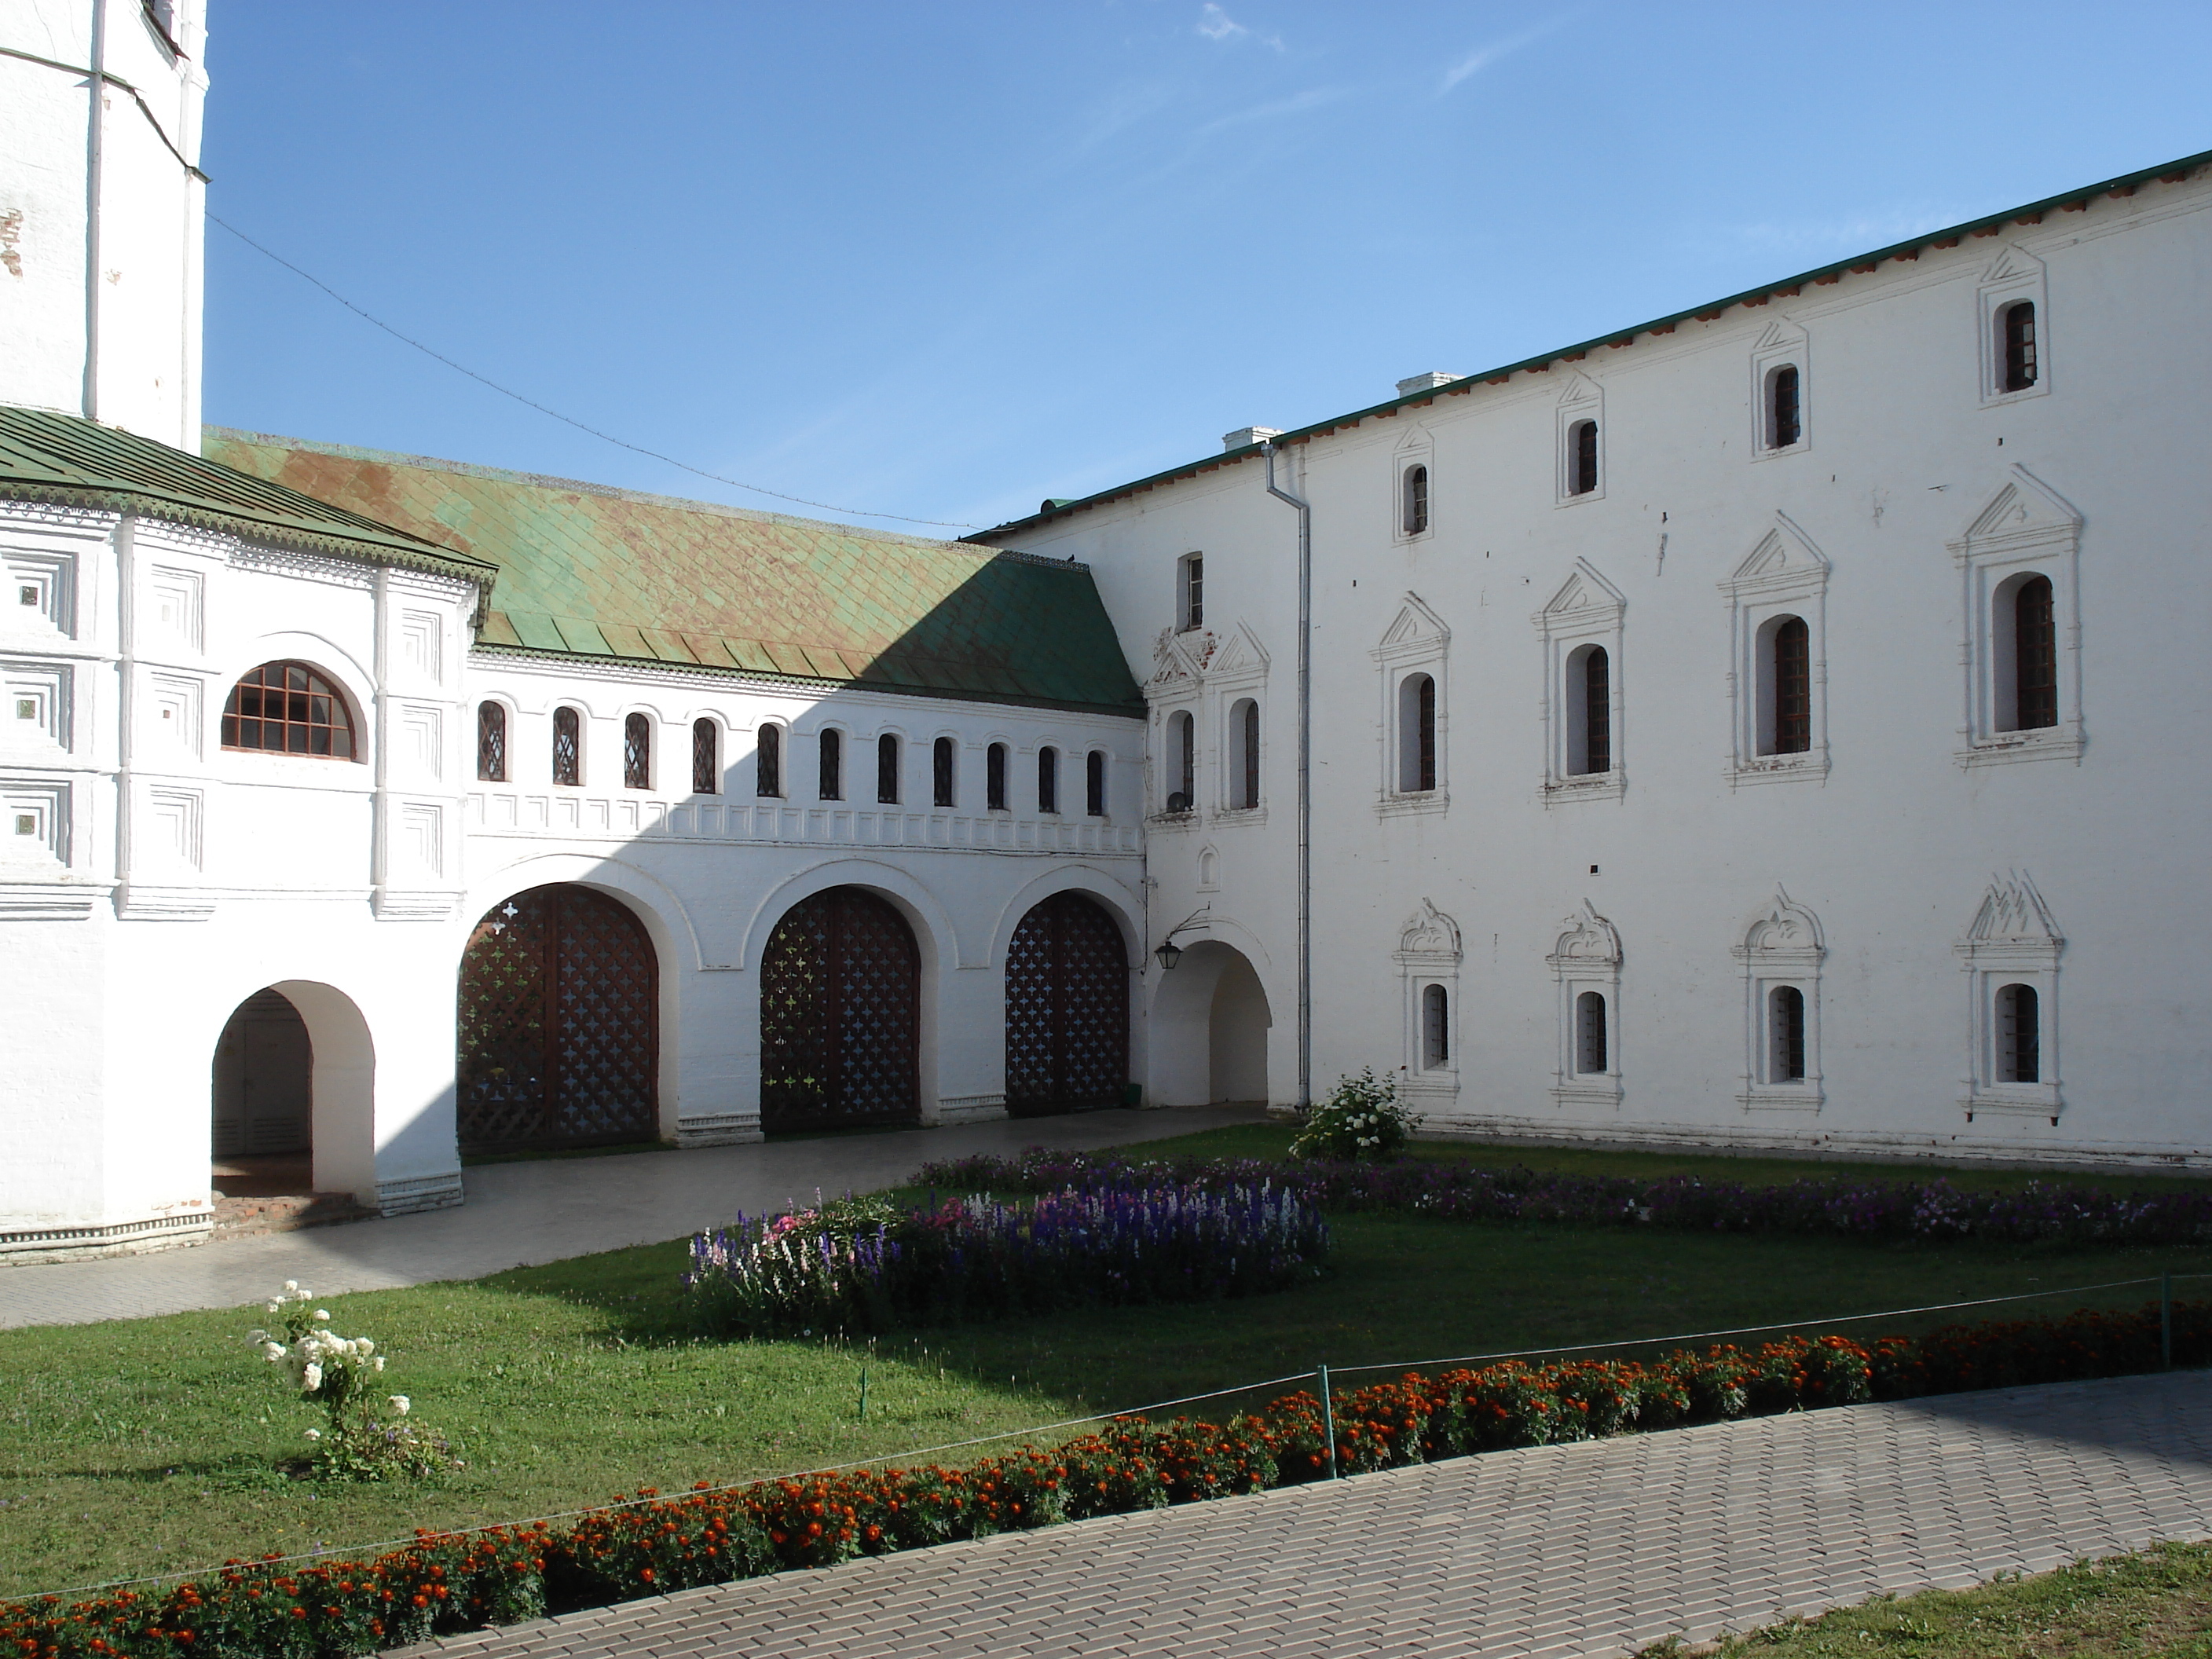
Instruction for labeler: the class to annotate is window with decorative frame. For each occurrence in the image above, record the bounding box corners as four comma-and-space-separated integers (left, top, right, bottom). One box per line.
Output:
1401, 463, 1430, 537
623, 713, 651, 790
476, 701, 507, 782
1373, 594, 1448, 815
1722, 516, 1829, 788
691, 718, 719, 795
1556, 378, 1603, 504
221, 661, 357, 760
1734, 889, 1824, 1111
1749, 320, 1810, 459
1395, 899, 1462, 1108
551, 705, 581, 786
1957, 873, 2063, 1122
1977, 246, 2049, 405
1535, 561, 1625, 804
1548, 901, 1621, 1108
1952, 467, 2083, 767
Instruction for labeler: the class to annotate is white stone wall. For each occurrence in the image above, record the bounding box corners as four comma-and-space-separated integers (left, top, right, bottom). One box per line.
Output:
0, 0, 207, 451
984, 175, 2212, 1169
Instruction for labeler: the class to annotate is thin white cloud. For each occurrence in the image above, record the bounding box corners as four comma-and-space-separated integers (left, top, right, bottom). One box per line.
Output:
1440, 15, 1574, 93
1193, 85, 1350, 139
1196, 4, 1283, 51
1715, 203, 1975, 260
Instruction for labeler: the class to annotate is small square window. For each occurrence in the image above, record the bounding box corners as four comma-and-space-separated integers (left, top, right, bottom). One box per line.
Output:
15, 698, 35, 721
14, 813, 35, 836
18, 587, 37, 607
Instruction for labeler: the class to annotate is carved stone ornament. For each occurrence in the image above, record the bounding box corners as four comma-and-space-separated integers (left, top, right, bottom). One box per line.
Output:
1397, 898, 1463, 961
1963, 871, 2063, 947
1734, 887, 1826, 965
1146, 626, 1214, 691
1547, 899, 1621, 969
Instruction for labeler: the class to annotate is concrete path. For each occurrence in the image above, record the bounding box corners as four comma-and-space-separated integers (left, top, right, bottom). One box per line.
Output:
0, 1107, 1257, 1330
407, 1370, 2212, 1659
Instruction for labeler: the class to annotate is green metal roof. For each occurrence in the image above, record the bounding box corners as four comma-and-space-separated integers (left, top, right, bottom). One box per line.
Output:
205, 430, 1144, 717
0, 405, 493, 583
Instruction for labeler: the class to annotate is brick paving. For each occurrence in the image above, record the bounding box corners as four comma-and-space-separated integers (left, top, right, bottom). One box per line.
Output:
0, 1107, 1259, 1329
407, 1370, 2212, 1659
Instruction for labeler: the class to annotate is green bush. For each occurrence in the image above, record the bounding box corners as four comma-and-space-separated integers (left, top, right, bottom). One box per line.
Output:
1287, 1069, 1414, 1162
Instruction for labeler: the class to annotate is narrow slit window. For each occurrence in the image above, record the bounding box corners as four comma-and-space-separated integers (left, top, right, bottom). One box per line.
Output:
933, 736, 956, 808
819, 729, 842, 800
1575, 990, 1608, 1075
221, 661, 357, 759
1569, 419, 1599, 496
2002, 301, 2038, 393
552, 706, 580, 786
756, 723, 783, 797
877, 734, 901, 804
1179, 553, 1204, 632
1577, 646, 1610, 775
1169, 711, 1196, 810
2014, 574, 2058, 730
623, 713, 651, 790
1769, 985, 1806, 1082
1771, 617, 1811, 755
691, 718, 719, 795
1421, 983, 1448, 1069
1398, 674, 1437, 793
1998, 983, 2040, 1083
1086, 749, 1106, 817
987, 742, 1008, 811
1237, 699, 1260, 808
1038, 747, 1059, 813
476, 701, 507, 782
1402, 464, 1430, 535
1768, 364, 1801, 449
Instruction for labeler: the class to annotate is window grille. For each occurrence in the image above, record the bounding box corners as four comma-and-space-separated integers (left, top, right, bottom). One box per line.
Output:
622, 714, 651, 790
1769, 985, 1806, 1081
691, 718, 718, 795
2014, 575, 2058, 729
1403, 464, 1430, 535
1575, 990, 1608, 1074
819, 729, 842, 800
1422, 983, 1448, 1069
1180, 554, 1203, 631
1569, 420, 1599, 496
552, 706, 581, 786
2002, 301, 2038, 392
1998, 983, 2040, 1082
987, 742, 1008, 811
1580, 647, 1610, 775
1038, 747, 1059, 814
877, 734, 900, 804
933, 736, 955, 808
1772, 617, 1811, 754
756, 723, 782, 797
221, 661, 357, 759
1769, 364, 1801, 449
1415, 675, 1437, 791
1240, 700, 1260, 808
477, 701, 507, 782
1086, 749, 1106, 817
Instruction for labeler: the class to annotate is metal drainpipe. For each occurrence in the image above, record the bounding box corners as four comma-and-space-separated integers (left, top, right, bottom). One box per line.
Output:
83, 0, 107, 421
1262, 441, 1313, 1111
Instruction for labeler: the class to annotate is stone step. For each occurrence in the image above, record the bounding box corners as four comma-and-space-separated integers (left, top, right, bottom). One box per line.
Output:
211, 1192, 375, 1237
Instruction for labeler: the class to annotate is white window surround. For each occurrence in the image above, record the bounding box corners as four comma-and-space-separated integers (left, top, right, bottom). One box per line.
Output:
1976, 245, 2050, 407
3, 548, 76, 639
1209, 622, 1269, 819
1177, 551, 1205, 632
2, 659, 71, 753
1395, 899, 1462, 1105
1372, 593, 1448, 817
1534, 559, 1627, 804
1720, 513, 1829, 789
1749, 320, 1811, 460
1152, 703, 1200, 826
1195, 842, 1221, 893
1956, 872, 2063, 1122
1555, 375, 1604, 506
1734, 888, 1825, 1111
1950, 466, 2084, 769
1548, 900, 1622, 1108
1393, 430, 1435, 545
1, 779, 70, 866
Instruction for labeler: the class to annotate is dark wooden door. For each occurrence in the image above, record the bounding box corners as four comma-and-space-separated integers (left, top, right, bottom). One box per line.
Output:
457, 884, 659, 1152
1005, 892, 1129, 1114
760, 886, 921, 1133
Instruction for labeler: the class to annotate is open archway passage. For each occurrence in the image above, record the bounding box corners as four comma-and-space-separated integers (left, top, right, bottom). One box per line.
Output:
1005, 892, 1130, 1115
212, 989, 312, 1156
457, 884, 659, 1153
760, 887, 920, 1133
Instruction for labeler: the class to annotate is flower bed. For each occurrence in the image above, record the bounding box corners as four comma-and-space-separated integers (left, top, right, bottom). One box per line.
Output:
914, 1147, 2212, 1248
7, 1299, 2203, 1659
683, 1184, 1331, 1338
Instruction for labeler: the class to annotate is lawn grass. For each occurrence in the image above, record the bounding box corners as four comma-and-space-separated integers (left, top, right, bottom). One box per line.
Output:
1636, 1540, 2212, 1656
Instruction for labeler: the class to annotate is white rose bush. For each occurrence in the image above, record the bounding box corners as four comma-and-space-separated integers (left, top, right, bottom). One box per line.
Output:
1287, 1068, 1416, 1162
250, 1283, 456, 1481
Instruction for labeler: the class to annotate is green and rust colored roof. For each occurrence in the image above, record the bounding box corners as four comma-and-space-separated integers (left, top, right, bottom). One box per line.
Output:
205, 430, 1144, 717
0, 405, 493, 584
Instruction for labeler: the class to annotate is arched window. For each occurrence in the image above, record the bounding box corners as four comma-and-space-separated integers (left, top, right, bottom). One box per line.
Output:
877, 733, 901, 804
1397, 673, 1437, 793
987, 742, 1009, 811
1086, 749, 1107, 817
1769, 985, 1806, 1082
1229, 698, 1260, 808
551, 706, 581, 786
2001, 300, 2038, 393
1574, 990, 1608, 1075
220, 661, 357, 759
1421, 983, 1448, 1070
623, 713, 651, 790
1569, 419, 1599, 496
1998, 983, 2040, 1083
756, 722, 783, 797
691, 718, 719, 795
476, 701, 507, 782
1402, 464, 1430, 536
1168, 710, 1196, 811
1765, 616, 1811, 755
1570, 646, 1610, 776
933, 736, 956, 808
819, 729, 842, 800
1038, 746, 1059, 814
2012, 574, 2057, 731
1767, 364, 1801, 449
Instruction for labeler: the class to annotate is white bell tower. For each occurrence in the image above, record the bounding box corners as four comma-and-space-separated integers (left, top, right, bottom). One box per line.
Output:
0, 0, 209, 452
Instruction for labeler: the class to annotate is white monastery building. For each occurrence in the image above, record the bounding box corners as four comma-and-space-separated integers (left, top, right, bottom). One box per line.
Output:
3, 0, 2210, 1262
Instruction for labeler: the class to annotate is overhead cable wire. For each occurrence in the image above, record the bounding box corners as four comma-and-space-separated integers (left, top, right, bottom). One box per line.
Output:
206, 214, 983, 532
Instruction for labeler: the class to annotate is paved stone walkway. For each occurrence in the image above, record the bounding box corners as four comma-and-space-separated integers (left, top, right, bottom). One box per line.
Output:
408, 1370, 2212, 1659
0, 1108, 1257, 1329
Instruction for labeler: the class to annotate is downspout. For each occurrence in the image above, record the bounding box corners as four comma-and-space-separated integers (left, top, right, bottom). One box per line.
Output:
1262, 442, 1313, 1111
82, 0, 107, 421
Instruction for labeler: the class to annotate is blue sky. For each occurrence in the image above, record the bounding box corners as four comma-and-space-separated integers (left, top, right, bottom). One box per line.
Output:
201, 2, 2212, 535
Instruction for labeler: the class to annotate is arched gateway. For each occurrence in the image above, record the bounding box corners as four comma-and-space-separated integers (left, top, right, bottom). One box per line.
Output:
760, 886, 920, 1133
1005, 892, 1129, 1114
457, 884, 659, 1152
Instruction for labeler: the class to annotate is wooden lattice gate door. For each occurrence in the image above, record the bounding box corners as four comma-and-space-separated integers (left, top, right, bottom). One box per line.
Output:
1005, 892, 1129, 1115
759, 886, 920, 1133
457, 884, 659, 1152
